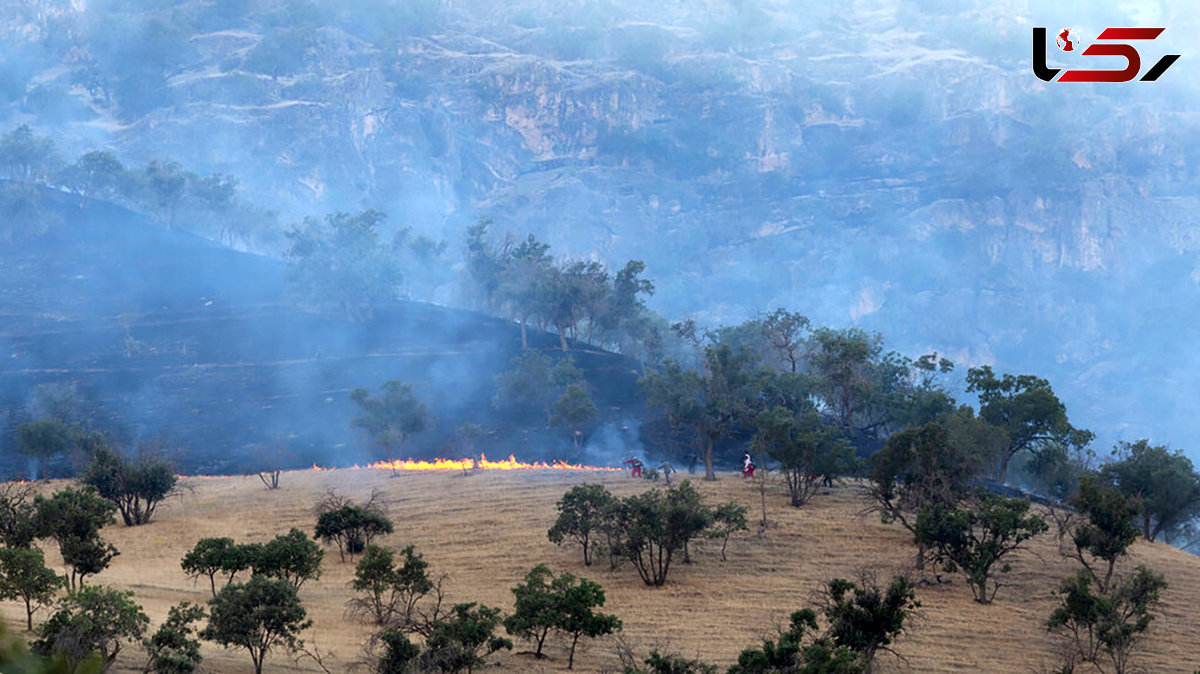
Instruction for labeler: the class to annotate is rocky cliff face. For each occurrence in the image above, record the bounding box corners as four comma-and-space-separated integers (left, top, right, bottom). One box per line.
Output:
2, 0, 1199, 452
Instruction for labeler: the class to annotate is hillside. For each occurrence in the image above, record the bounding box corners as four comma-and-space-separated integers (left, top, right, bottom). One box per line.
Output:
2, 469, 1197, 673
0, 189, 646, 476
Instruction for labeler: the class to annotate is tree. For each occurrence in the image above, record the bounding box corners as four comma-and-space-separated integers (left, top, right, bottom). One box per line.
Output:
0, 481, 40, 548
250, 528, 323, 591
752, 406, 856, 507
142, 602, 205, 674
376, 627, 421, 674
492, 351, 584, 426
1048, 566, 1166, 674
618, 482, 713, 586
642, 344, 765, 481
16, 419, 77, 479
547, 484, 616, 567
181, 537, 247, 598
867, 422, 981, 535
201, 575, 310, 674
142, 160, 190, 228
1066, 474, 1141, 593
350, 380, 430, 465
551, 384, 597, 451
56, 151, 128, 200
316, 505, 393, 562
0, 547, 65, 630
0, 124, 61, 183
81, 440, 178, 526
421, 602, 511, 673
760, 309, 811, 373
707, 501, 749, 562
349, 544, 433, 629
34, 487, 119, 590
914, 492, 1048, 604
807, 327, 884, 439
504, 564, 621, 667
1101, 439, 1200, 542
633, 650, 719, 674
730, 575, 917, 674
33, 585, 149, 671
495, 234, 553, 349
284, 210, 403, 321
965, 366, 1093, 484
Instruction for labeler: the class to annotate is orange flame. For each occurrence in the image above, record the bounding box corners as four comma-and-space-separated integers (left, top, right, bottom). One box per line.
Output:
367, 453, 619, 472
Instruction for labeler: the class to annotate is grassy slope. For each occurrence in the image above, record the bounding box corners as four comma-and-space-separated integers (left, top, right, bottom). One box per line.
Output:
3, 469, 1199, 673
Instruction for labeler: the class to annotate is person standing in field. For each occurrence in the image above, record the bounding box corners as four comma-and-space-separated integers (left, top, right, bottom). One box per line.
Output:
742, 451, 756, 478
624, 457, 643, 478
659, 459, 674, 484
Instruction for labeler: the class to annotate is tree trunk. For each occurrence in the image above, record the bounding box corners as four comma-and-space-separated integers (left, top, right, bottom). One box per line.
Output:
24, 598, 32, 631
558, 326, 569, 352
704, 434, 716, 481
569, 634, 580, 669
520, 317, 528, 350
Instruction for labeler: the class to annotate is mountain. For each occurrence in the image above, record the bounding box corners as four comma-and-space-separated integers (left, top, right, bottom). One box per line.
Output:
1, 0, 1199, 454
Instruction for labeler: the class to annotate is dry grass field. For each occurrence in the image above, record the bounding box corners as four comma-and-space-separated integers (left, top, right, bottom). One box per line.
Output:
3, 468, 1200, 673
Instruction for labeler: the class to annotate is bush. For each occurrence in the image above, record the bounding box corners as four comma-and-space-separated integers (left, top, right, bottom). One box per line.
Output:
1048, 566, 1166, 674
315, 501, 393, 563
0, 547, 65, 630
181, 537, 248, 598
250, 528, 323, 591
34, 487, 118, 590
618, 482, 713, 586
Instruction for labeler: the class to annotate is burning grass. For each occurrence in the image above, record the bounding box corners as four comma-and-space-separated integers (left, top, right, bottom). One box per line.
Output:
2, 469, 1199, 673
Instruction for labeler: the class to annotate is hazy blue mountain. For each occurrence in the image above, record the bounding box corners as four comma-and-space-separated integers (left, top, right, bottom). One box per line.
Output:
1, 0, 1199, 456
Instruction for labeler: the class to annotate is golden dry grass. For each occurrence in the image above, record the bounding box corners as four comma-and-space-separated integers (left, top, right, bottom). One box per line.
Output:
3, 469, 1200, 673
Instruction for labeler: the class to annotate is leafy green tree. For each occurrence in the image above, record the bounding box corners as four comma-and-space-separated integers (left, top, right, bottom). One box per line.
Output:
752, 406, 856, 507
33, 585, 149, 671
1067, 474, 1141, 593
350, 380, 430, 464
16, 419, 77, 480
250, 528, 323, 591
504, 564, 621, 667
807, 327, 885, 439
81, 440, 177, 526
551, 384, 597, 450
630, 650, 718, 674
1048, 566, 1167, 674
349, 544, 433, 629
1101, 439, 1200, 543
421, 602, 512, 673
642, 344, 765, 481
618, 482, 713, 586
729, 609, 863, 674
181, 537, 246, 598
0, 547, 65, 630
493, 350, 584, 425
0, 124, 61, 182
376, 627, 421, 674
759, 309, 811, 374
495, 234, 554, 349
867, 422, 981, 535
965, 366, 1094, 484
315, 505, 394, 562
56, 151, 128, 200
548, 484, 617, 567
0, 481, 40, 548
34, 487, 118, 590
914, 493, 1048, 604
142, 602, 205, 674
284, 210, 402, 321
141, 160, 190, 228
201, 575, 310, 674
821, 576, 918, 668
536, 259, 611, 351
707, 501, 749, 562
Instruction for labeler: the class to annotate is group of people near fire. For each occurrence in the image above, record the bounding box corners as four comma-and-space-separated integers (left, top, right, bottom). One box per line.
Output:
622, 451, 756, 479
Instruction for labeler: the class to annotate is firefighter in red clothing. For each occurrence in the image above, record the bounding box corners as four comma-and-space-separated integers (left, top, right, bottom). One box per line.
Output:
742, 451, 756, 478
624, 457, 644, 478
